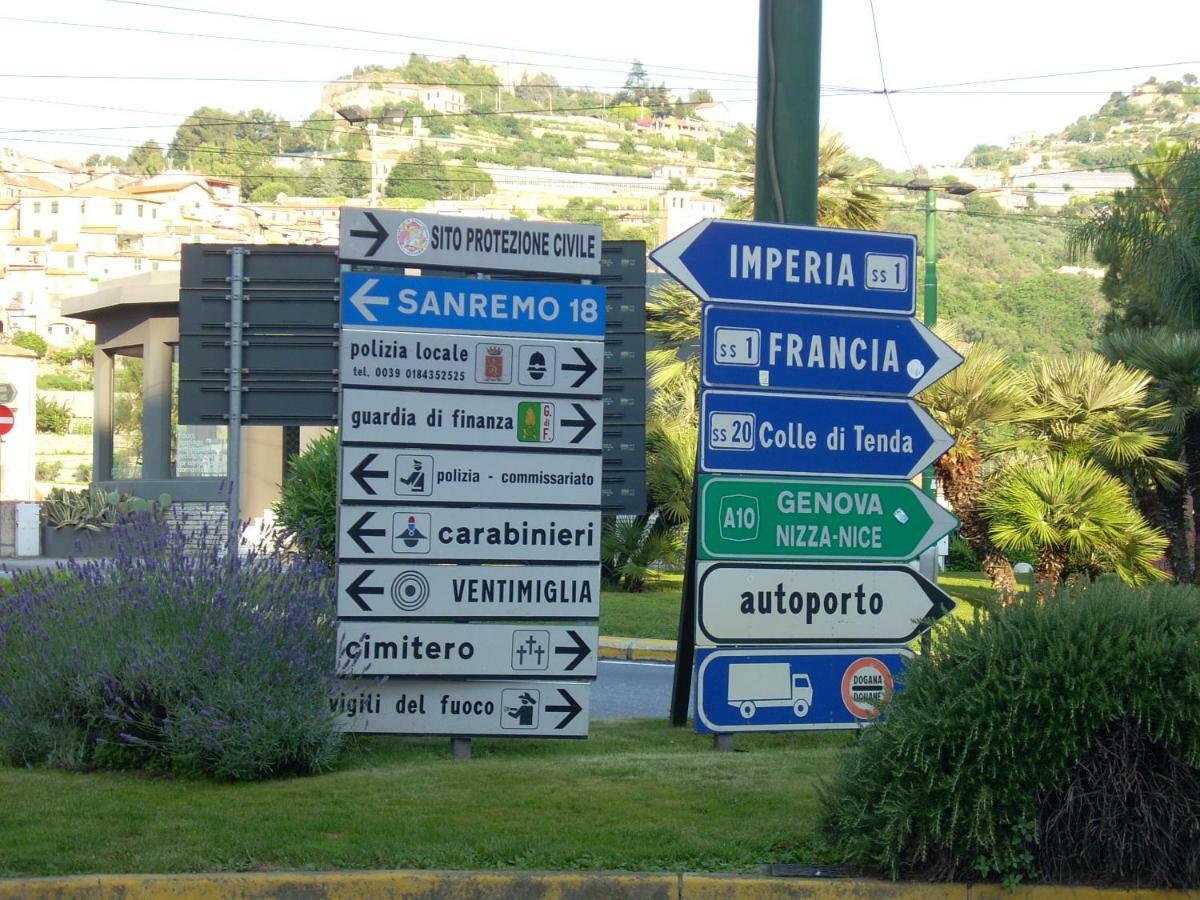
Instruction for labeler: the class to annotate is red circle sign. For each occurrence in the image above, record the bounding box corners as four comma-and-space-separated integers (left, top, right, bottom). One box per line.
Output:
841, 657, 895, 719
0, 404, 13, 436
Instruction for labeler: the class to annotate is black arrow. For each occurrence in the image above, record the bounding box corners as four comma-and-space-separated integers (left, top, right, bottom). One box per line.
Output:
350, 453, 388, 496
345, 569, 383, 611
561, 346, 598, 389
347, 511, 386, 554
545, 688, 583, 730
562, 402, 596, 445
349, 211, 387, 257
553, 629, 592, 672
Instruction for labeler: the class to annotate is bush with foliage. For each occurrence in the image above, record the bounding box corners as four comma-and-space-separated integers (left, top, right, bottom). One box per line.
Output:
37, 372, 92, 391
34, 460, 62, 482
0, 517, 340, 779
273, 429, 337, 564
11, 331, 47, 357
35, 395, 72, 435
820, 579, 1200, 887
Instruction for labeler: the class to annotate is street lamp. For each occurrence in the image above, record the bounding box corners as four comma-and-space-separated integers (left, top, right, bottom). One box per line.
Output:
336, 105, 379, 207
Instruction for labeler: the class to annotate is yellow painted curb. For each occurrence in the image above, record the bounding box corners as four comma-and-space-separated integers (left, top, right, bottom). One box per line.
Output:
0, 871, 1196, 900
599, 635, 677, 662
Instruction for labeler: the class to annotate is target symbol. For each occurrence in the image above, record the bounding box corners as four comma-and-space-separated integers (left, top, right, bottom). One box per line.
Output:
391, 570, 430, 611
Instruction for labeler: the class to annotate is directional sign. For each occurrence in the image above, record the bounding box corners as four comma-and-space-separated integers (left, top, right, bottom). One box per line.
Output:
693, 646, 911, 733
342, 272, 606, 339
340, 446, 603, 506
337, 622, 598, 678
0, 404, 12, 437
337, 562, 600, 618
695, 562, 956, 646
699, 390, 952, 479
0, 383, 15, 404
339, 209, 602, 275
341, 388, 602, 451
341, 328, 602, 396
332, 679, 590, 737
698, 476, 957, 562
701, 304, 962, 398
337, 506, 600, 562
650, 219, 917, 315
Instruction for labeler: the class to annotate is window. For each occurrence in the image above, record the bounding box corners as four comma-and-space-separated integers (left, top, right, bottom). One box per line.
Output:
152, 208, 158, 219
137, 204, 144, 218
111, 350, 144, 479
32, 201, 41, 214
32, 229, 40, 238
50, 230, 58, 243
134, 258, 143, 271
66, 255, 75, 269
171, 346, 227, 477
50, 200, 58, 214
114, 201, 123, 215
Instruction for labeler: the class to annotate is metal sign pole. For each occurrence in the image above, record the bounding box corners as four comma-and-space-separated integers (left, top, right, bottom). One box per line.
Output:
226, 247, 247, 558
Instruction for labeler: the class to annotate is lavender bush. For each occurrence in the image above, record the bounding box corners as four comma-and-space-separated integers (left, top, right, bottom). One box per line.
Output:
0, 516, 342, 779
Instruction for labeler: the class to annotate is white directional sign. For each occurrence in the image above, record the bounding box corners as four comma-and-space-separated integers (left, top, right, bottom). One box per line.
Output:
339, 209, 602, 275
341, 387, 602, 451
695, 562, 955, 646
338, 505, 600, 562
337, 622, 598, 677
337, 562, 600, 618
332, 678, 590, 737
340, 446, 603, 506
341, 328, 602, 396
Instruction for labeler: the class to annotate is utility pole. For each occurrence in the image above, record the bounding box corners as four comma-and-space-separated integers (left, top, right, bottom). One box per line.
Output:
918, 187, 939, 653
669, 0, 824, 732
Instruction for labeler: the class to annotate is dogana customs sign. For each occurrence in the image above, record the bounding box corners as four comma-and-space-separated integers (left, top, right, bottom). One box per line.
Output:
340, 446, 603, 506
698, 475, 957, 562
341, 388, 601, 451
699, 390, 953, 480
337, 562, 600, 618
340, 209, 602, 275
693, 646, 912, 733
701, 303, 962, 398
338, 506, 600, 563
650, 219, 916, 315
338, 622, 597, 678
332, 678, 590, 737
342, 272, 606, 339
695, 562, 955, 646
340, 329, 602, 397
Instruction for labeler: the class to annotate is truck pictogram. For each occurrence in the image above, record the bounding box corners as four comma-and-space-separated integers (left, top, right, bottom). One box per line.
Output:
726, 662, 813, 719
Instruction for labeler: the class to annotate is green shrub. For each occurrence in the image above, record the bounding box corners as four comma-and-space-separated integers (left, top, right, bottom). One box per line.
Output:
35, 395, 72, 434
34, 460, 62, 481
944, 534, 978, 571
11, 331, 47, 357
37, 372, 92, 391
74, 463, 92, 482
820, 579, 1200, 886
273, 429, 337, 564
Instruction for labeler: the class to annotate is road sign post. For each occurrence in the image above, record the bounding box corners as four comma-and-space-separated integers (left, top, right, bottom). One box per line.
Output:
335, 211, 605, 746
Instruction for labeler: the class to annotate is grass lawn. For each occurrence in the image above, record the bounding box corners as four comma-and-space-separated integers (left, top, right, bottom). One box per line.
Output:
599, 570, 1028, 640
0, 720, 849, 878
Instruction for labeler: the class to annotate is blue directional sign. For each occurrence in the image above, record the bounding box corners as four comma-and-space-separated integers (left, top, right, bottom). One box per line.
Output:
693, 646, 911, 733
702, 304, 962, 398
650, 219, 916, 315
700, 389, 953, 479
341, 271, 606, 339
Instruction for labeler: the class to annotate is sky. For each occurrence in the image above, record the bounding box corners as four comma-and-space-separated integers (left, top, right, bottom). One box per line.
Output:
1, 0, 1199, 171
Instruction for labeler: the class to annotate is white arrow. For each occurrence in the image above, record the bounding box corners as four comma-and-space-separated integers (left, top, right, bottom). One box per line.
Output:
349, 278, 388, 323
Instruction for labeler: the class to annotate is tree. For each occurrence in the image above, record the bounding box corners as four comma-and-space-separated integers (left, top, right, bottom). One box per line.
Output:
963, 192, 1002, 215
982, 456, 1167, 590
11, 331, 46, 358
919, 343, 1026, 598
688, 88, 714, 105
248, 180, 290, 203
125, 140, 166, 177
384, 144, 446, 200
337, 158, 370, 198
614, 60, 651, 107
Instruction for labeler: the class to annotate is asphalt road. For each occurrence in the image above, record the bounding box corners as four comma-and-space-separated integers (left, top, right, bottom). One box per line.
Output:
592, 659, 689, 720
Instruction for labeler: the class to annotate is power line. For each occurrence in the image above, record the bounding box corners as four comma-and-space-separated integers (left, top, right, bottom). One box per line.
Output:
104, 0, 759, 84
866, 0, 915, 172
894, 60, 1200, 93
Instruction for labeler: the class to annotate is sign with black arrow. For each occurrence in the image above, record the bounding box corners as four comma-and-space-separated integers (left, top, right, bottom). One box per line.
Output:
341, 387, 601, 451
339, 446, 603, 506
336, 562, 600, 619
339, 208, 601, 275
336, 506, 600, 562
332, 679, 591, 737
340, 328, 603, 397
337, 622, 598, 678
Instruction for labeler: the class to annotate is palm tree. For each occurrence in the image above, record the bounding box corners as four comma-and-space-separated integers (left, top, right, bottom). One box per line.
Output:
918, 343, 1027, 599
1101, 327, 1200, 581
725, 127, 885, 229
982, 456, 1167, 592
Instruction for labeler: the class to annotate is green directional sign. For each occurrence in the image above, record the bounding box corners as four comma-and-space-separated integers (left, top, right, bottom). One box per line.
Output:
698, 475, 958, 562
